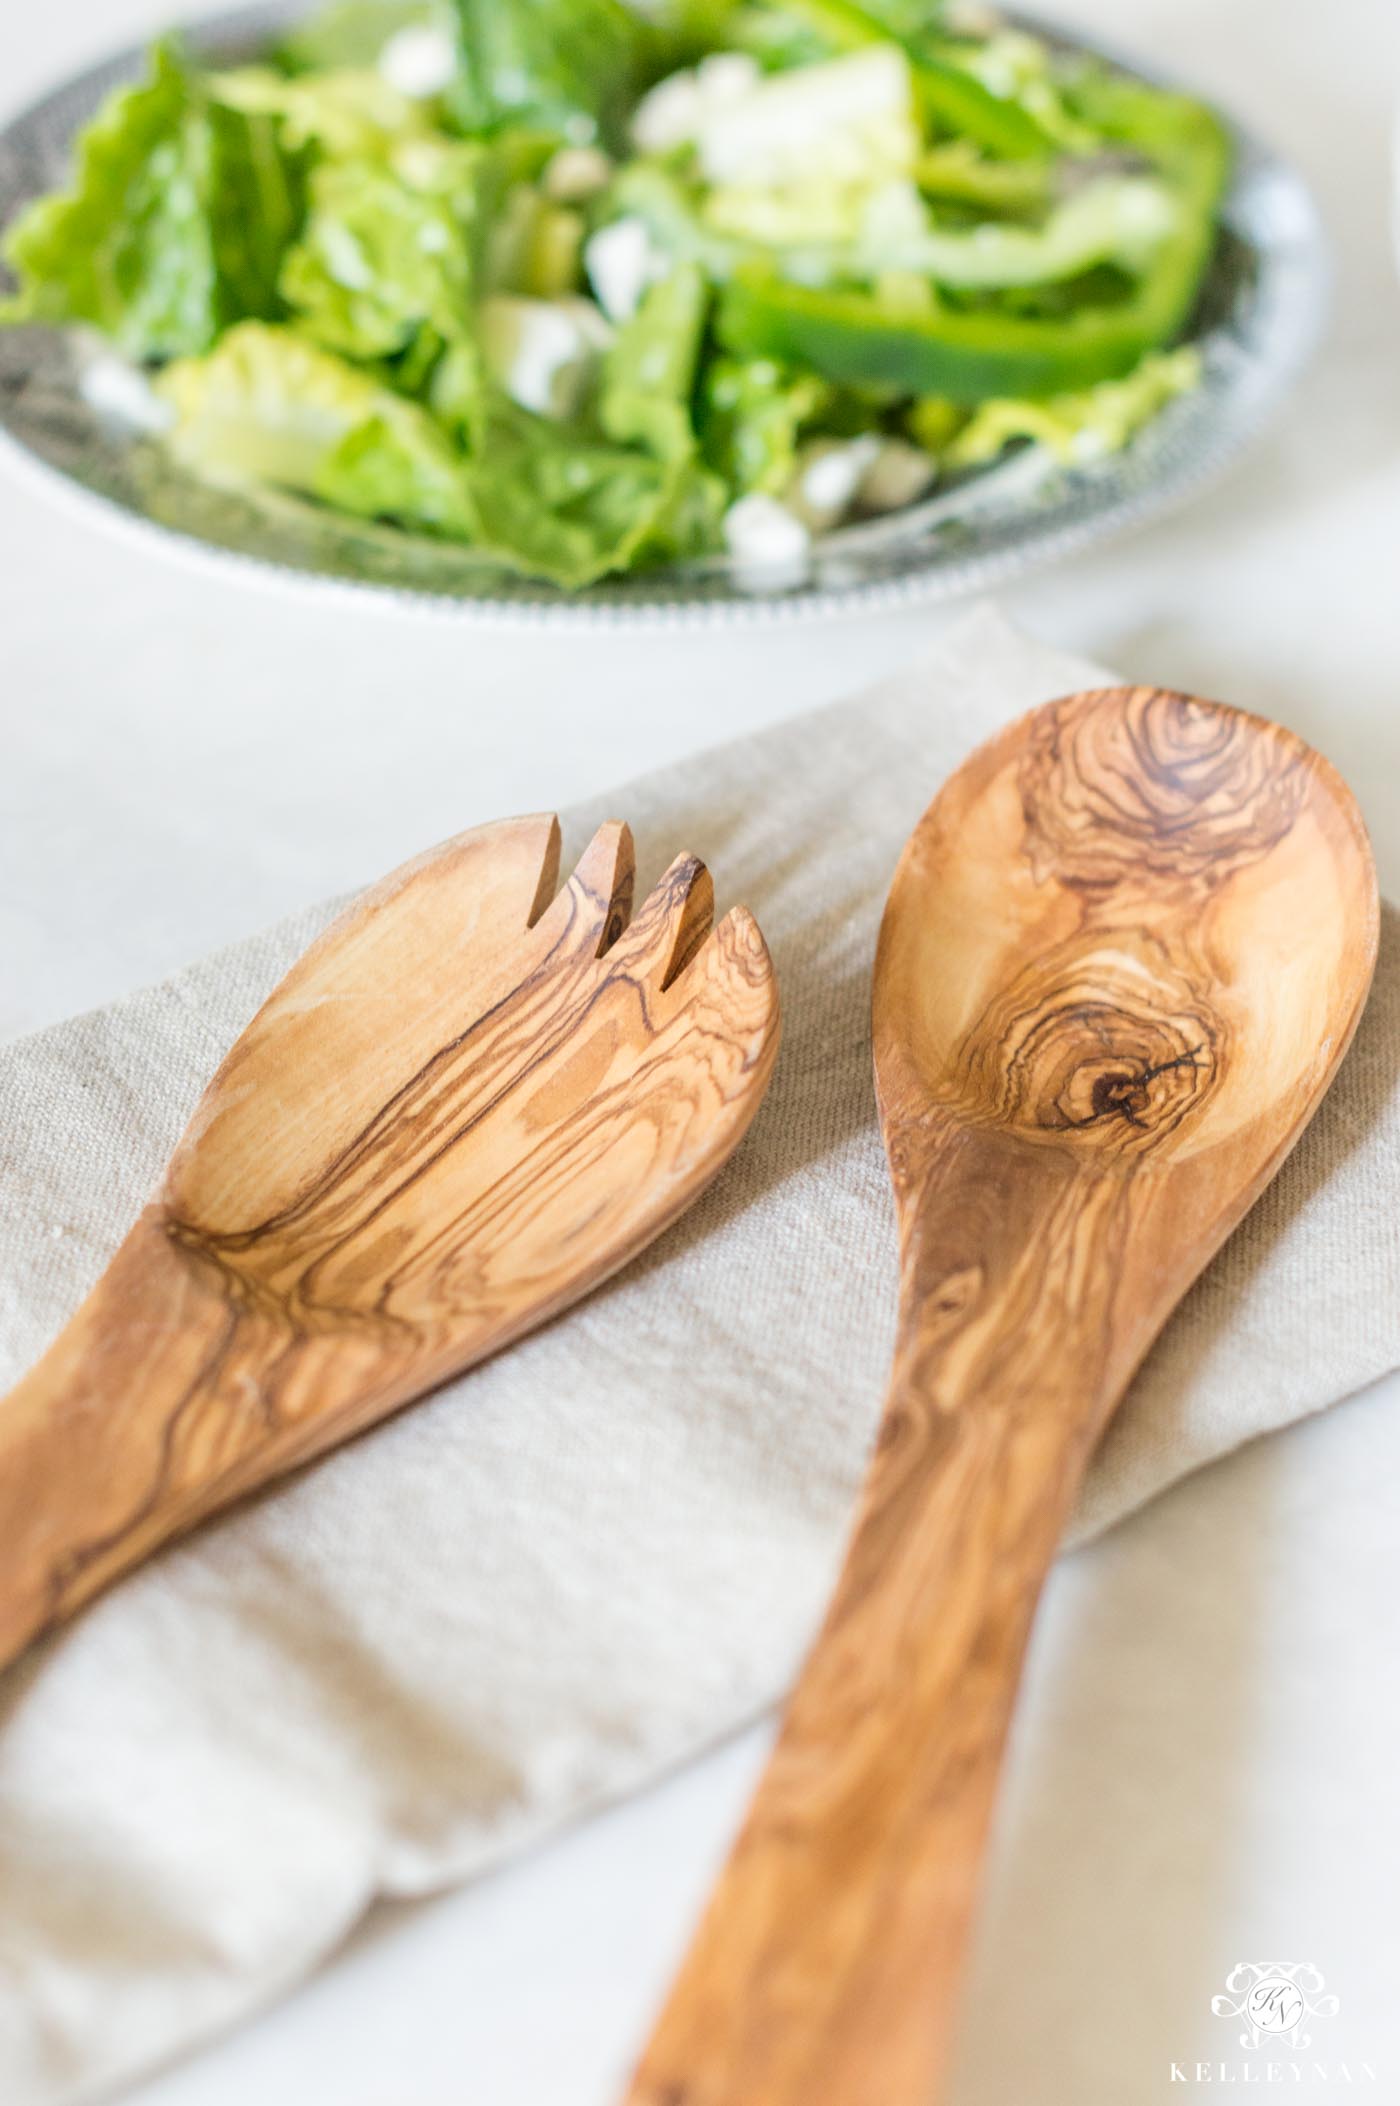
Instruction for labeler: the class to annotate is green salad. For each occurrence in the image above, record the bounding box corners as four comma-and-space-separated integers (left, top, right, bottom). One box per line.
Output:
0, 0, 1231, 588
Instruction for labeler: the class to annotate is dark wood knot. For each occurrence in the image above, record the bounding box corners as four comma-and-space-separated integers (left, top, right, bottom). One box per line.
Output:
954, 936, 1222, 1156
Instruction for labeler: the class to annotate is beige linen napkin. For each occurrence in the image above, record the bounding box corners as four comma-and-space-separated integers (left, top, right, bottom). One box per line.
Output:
1, 604, 1397, 2106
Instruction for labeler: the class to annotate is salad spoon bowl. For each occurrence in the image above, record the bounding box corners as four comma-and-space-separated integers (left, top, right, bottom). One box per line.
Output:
627, 684, 1377, 2106
0, 816, 779, 1673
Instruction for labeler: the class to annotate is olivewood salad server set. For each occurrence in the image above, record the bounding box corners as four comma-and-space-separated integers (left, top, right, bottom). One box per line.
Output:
0, 685, 1377, 2106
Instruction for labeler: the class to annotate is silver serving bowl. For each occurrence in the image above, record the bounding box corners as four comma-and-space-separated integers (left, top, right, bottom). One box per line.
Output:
0, 4, 1328, 626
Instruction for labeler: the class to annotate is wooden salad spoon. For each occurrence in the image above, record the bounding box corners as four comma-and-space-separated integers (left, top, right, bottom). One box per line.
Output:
627, 685, 1377, 2106
0, 816, 779, 1674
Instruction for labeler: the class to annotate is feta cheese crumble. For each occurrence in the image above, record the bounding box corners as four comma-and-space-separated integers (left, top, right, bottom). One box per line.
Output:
723, 492, 812, 590
479, 297, 614, 420
631, 51, 763, 157
378, 24, 457, 100
79, 352, 174, 434
793, 435, 883, 530
698, 48, 916, 188
584, 217, 661, 322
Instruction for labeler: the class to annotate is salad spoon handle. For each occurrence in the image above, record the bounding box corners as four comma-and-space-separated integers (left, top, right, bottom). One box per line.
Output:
625, 1142, 1134, 2106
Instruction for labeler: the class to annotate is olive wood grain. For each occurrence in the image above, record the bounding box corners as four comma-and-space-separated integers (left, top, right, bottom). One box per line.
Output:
0, 816, 779, 1672
626, 686, 1377, 2106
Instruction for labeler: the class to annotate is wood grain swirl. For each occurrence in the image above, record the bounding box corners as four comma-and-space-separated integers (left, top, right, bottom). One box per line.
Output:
0, 816, 780, 1672
625, 686, 1377, 2106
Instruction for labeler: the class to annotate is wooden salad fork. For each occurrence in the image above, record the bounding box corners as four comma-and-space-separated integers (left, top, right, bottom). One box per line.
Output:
0, 817, 779, 1673
627, 686, 1377, 2106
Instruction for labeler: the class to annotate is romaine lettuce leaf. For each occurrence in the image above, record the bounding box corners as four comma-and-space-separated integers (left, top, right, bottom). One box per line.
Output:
700, 353, 833, 493
458, 419, 722, 584
316, 408, 479, 531
2, 45, 211, 354
429, 334, 490, 445
210, 65, 428, 156
155, 308, 721, 587
279, 141, 487, 359
460, 417, 679, 584
600, 262, 726, 557
446, 264, 723, 586
943, 343, 1201, 468
446, 0, 657, 148
157, 320, 476, 533
599, 260, 709, 459
204, 95, 312, 325
2, 44, 307, 359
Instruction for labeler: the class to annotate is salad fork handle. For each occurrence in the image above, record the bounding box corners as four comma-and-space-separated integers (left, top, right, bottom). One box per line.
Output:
0, 1213, 362, 1673
0, 1216, 231, 1669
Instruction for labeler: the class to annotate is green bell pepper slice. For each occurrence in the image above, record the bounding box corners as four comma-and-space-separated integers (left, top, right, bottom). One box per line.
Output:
718, 78, 1230, 402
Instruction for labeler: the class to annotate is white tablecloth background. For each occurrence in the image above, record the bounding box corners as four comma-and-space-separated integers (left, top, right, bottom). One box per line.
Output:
2, 0, 1398, 2099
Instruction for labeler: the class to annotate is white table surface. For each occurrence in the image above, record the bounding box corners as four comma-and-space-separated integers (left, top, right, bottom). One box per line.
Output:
4, 1, 1400, 2100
